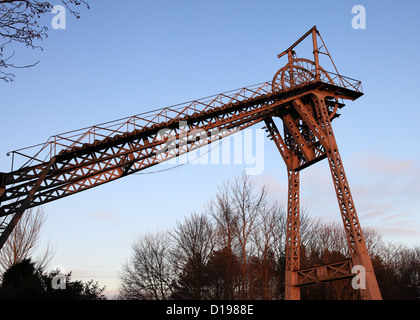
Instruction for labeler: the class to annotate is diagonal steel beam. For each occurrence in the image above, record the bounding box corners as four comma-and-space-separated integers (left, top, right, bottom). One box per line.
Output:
0, 157, 56, 250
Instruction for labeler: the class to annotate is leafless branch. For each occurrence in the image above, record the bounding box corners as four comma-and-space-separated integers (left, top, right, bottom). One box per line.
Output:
0, 207, 55, 277
0, 0, 89, 82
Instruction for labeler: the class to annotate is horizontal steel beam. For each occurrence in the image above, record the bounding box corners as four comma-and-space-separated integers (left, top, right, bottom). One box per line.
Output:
295, 259, 355, 287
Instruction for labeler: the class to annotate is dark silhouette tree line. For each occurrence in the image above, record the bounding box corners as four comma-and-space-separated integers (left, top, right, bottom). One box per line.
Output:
0, 258, 106, 300
0, 207, 106, 300
118, 174, 420, 300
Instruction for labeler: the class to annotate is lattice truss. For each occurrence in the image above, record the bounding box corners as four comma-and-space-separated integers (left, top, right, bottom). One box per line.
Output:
0, 81, 358, 229
0, 26, 381, 300
264, 94, 364, 266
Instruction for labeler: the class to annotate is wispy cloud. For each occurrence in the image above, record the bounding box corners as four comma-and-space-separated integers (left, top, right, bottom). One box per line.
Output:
352, 154, 415, 175
346, 152, 420, 245
257, 151, 420, 246
91, 211, 117, 221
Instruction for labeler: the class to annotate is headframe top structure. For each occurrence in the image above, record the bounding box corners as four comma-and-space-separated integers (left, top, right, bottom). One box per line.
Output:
0, 26, 381, 299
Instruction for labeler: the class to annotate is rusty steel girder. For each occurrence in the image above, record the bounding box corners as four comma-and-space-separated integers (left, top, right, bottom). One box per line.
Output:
262, 26, 381, 300
0, 26, 381, 300
295, 260, 355, 286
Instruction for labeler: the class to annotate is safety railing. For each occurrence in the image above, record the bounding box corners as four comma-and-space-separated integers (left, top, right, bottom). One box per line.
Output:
6, 81, 273, 170
6, 68, 361, 171
322, 70, 363, 93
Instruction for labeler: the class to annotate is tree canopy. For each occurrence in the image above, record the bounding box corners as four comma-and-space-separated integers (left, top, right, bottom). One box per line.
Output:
118, 174, 420, 300
0, 258, 106, 300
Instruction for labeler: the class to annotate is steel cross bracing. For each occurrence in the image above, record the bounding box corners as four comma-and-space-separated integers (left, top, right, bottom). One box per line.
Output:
0, 26, 382, 300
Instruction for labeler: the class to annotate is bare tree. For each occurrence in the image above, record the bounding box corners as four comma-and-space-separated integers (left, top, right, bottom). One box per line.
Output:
230, 174, 267, 299
119, 172, 420, 300
207, 182, 238, 254
208, 173, 269, 299
118, 231, 175, 300
251, 201, 286, 299
206, 185, 240, 299
0, 207, 54, 275
170, 213, 215, 299
0, 0, 89, 82
362, 227, 386, 259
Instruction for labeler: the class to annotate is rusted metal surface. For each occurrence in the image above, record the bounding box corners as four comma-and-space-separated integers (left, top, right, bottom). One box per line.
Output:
0, 26, 381, 300
264, 26, 381, 300
295, 260, 355, 286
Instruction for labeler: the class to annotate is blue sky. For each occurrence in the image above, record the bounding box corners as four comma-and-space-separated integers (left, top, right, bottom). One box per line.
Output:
1, 0, 420, 297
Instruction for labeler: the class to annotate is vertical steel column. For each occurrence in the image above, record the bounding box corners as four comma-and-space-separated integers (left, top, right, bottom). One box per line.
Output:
263, 117, 301, 299
312, 28, 321, 81
314, 94, 382, 300
285, 169, 300, 300
326, 146, 382, 300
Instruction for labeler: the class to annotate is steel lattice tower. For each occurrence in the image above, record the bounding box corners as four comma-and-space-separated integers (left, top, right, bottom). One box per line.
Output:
0, 26, 382, 300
